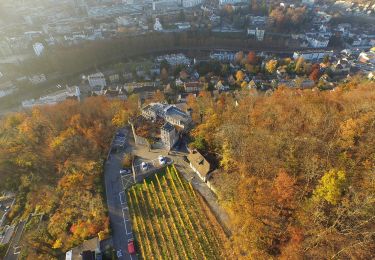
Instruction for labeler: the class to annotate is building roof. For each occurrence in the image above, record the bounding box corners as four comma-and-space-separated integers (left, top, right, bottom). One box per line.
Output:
165, 105, 191, 124
65, 237, 99, 260
188, 150, 211, 178
161, 122, 175, 132
88, 72, 104, 78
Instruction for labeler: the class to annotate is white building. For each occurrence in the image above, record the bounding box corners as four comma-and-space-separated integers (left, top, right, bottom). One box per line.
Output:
88, 72, 106, 88
255, 27, 265, 41
154, 18, 163, 31
293, 51, 334, 61
175, 22, 191, 30
302, 0, 315, 6
358, 51, 375, 64
116, 16, 132, 27
33, 42, 44, 56
219, 0, 246, 5
307, 36, 329, 48
22, 86, 80, 108
182, 0, 202, 8
160, 122, 179, 150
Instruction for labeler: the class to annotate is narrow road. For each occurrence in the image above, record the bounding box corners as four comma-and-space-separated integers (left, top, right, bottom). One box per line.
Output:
104, 129, 137, 260
4, 220, 26, 260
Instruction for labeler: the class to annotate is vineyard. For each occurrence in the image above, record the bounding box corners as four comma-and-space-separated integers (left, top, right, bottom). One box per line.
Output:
127, 165, 227, 259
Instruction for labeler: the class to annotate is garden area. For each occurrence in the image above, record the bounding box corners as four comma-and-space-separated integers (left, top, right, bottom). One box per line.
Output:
127, 165, 227, 259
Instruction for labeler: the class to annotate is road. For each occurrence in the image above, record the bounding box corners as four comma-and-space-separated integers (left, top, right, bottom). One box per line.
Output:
4, 220, 26, 260
104, 128, 137, 260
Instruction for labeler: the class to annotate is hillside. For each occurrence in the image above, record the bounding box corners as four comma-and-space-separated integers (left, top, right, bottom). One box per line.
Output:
0, 96, 138, 258
188, 79, 375, 259
0, 78, 374, 259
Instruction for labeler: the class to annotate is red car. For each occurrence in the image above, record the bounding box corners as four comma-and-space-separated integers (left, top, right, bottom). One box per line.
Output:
128, 239, 135, 254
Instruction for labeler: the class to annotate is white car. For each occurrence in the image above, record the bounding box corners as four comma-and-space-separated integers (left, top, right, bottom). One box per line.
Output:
116, 249, 123, 258
158, 155, 166, 165
120, 169, 131, 175
141, 162, 148, 171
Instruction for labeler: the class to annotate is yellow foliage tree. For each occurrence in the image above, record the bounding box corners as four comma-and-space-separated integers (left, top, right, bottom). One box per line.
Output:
235, 70, 245, 82
313, 169, 347, 205
265, 59, 278, 74
52, 239, 63, 249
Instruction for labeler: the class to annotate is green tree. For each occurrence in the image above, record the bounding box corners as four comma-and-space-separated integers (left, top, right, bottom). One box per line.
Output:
191, 135, 206, 151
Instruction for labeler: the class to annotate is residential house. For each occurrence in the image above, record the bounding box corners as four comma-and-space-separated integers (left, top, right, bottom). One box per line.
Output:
215, 81, 229, 91
307, 36, 329, 48
188, 150, 212, 182
104, 86, 127, 100
331, 58, 351, 74
358, 51, 375, 64
184, 82, 202, 93
65, 237, 100, 260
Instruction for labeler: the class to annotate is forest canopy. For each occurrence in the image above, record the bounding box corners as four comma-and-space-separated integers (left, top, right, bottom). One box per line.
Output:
0, 95, 138, 258
187, 79, 375, 259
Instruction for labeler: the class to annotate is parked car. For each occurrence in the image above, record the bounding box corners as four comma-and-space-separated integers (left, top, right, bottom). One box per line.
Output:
141, 162, 148, 171
158, 155, 166, 165
128, 239, 135, 254
120, 169, 132, 175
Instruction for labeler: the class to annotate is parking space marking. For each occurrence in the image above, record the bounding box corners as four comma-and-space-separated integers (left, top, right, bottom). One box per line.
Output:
122, 207, 133, 236
119, 191, 125, 205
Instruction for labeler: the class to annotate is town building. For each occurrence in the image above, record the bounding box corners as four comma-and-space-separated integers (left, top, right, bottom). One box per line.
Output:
219, 0, 246, 5
88, 72, 106, 88
184, 82, 202, 93
154, 18, 163, 31
140, 102, 192, 150
161, 122, 179, 150
247, 27, 265, 41
22, 86, 81, 108
182, 0, 202, 8
293, 50, 334, 61
358, 51, 375, 64
142, 102, 192, 130
33, 42, 45, 56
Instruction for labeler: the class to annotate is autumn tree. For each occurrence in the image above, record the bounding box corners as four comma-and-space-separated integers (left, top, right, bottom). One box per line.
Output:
265, 59, 278, 74
247, 51, 257, 65
235, 70, 245, 82
122, 153, 133, 168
